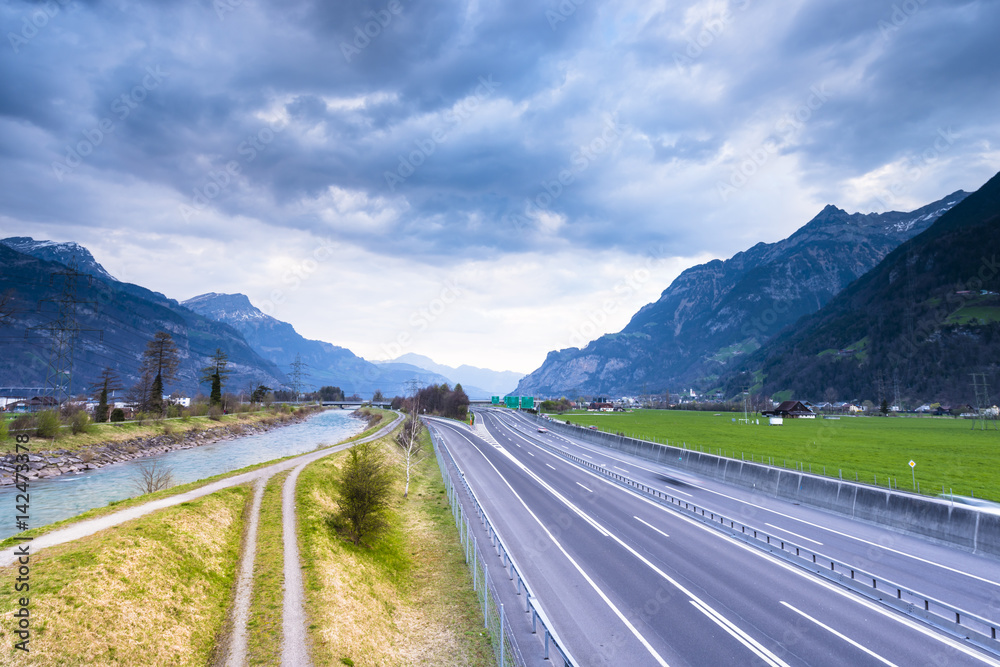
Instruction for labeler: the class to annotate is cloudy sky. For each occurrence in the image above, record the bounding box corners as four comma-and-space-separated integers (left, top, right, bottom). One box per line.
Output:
2, 0, 998, 373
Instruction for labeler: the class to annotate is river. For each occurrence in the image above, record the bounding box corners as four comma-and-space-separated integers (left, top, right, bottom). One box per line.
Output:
0, 408, 365, 540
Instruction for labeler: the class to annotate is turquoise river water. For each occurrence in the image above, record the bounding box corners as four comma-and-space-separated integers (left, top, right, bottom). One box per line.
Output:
0, 408, 364, 540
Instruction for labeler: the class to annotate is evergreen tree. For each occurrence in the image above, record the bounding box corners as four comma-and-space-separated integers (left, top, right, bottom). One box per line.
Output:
200, 348, 232, 407
90, 367, 122, 423
141, 331, 181, 416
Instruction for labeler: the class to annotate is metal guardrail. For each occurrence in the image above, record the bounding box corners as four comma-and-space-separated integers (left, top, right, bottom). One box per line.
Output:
498, 412, 1000, 659
428, 422, 573, 666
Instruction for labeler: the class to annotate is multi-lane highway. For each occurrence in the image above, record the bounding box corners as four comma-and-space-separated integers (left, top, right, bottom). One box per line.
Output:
427, 408, 1000, 666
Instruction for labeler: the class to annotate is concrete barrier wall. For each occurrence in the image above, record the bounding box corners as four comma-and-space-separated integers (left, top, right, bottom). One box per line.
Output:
538, 415, 1000, 557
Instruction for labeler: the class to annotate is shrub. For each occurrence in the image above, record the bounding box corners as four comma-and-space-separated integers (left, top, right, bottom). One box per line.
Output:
110, 408, 126, 422
36, 410, 62, 438
0, 420, 7, 441
71, 410, 91, 435
335, 442, 394, 546
166, 404, 181, 419
208, 406, 223, 421
10, 414, 35, 434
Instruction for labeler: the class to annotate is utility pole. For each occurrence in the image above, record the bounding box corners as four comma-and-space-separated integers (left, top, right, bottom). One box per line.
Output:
288, 354, 310, 402
27, 257, 101, 405
970, 373, 998, 431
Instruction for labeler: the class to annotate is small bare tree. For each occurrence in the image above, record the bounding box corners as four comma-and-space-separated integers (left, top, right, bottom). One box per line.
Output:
396, 416, 424, 499
131, 459, 174, 495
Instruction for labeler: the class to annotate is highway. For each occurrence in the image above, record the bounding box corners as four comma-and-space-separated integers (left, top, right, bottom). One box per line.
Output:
427, 408, 1000, 666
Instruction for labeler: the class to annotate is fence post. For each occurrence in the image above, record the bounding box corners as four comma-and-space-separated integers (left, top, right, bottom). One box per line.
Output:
500, 603, 506, 665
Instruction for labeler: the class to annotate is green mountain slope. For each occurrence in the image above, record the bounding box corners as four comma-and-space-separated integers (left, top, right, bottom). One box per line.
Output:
734, 171, 1000, 405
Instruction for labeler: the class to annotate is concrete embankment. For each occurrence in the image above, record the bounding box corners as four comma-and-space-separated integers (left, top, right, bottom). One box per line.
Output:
535, 415, 1000, 558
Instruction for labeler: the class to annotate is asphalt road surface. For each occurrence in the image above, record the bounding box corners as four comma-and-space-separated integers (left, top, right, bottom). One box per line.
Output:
426, 409, 1000, 667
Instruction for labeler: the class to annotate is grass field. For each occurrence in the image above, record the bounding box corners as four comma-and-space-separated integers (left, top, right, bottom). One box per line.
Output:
246, 471, 289, 666
0, 486, 248, 666
552, 410, 1000, 501
297, 429, 491, 666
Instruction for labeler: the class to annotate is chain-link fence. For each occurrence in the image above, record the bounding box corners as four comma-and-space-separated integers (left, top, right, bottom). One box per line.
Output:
430, 425, 572, 666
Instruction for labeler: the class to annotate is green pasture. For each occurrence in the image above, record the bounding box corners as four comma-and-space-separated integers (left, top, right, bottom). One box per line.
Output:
551, 410, 1000, 501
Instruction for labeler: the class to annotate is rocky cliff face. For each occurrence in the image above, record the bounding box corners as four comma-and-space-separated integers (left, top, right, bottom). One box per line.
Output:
515, 191, 969, 398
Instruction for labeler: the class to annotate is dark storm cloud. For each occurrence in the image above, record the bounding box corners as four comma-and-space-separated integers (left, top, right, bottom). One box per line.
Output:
1, 0, 999, 263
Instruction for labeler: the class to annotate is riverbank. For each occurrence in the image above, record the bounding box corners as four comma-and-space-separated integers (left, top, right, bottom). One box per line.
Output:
0, 405, 332, 486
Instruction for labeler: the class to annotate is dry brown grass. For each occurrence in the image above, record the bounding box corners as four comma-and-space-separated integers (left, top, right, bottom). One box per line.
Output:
0, 486, 248, 666
297, 433, 490, 666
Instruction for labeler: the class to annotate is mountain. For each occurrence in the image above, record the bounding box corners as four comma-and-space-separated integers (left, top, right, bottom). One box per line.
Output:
386, 353, 523, 397
182, 293, 452, 397
1, 236, 118, 283
515, 191, 970, 398
0, 244, 286, 397
726, 171, 1000, 405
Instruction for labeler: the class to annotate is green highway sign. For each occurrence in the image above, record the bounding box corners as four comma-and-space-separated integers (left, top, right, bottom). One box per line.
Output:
521, 396, 534, 409
491, 396, 500, 405
505, 396, 519, 409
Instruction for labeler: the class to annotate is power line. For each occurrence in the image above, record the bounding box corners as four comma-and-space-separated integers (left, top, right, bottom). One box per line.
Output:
970, 373, 998, 431
26, 258, 103, 403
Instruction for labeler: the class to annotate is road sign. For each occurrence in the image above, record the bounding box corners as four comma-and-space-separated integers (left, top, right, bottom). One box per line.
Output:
910, 460, 916, 490
491, 396, 500, 405
909, 460, 915, 468
504, 396, 519, 409
521, 396, 534, 409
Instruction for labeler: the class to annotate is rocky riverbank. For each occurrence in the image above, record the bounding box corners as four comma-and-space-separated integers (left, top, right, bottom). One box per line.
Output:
0, 410, 326, 486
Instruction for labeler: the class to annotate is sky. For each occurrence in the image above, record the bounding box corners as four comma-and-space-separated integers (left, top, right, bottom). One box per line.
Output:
2, 0, 999, 374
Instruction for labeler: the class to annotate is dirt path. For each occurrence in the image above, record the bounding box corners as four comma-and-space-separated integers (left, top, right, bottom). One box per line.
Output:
0, 414, 402, 569
281, 458, 313, 667
220, 477, 268, 667
280, 413, 405, 667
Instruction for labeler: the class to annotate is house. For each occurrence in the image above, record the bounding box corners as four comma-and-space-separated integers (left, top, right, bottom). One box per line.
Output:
763, 400, 815, 419
4, 396, 59, 413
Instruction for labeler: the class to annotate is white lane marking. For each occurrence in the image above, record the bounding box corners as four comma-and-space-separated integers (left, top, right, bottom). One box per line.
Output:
496, 413, 1000, 661
470, 430, 791, 667
526, 451, 535, 457
635, 516, 669, 539
780, 601, 898, 666
552, 459, 1000, 665
614, 466, 630, 473
689, 484, 1000, 587
577, 482, 593, 492
546, 463, 556, 471
666, 486, 693, 498
765, 523, 823, 546
443, 427, 668, 666
691, 600, 789, 667
517, 415, 1000, 589
580, 454, 592, 459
